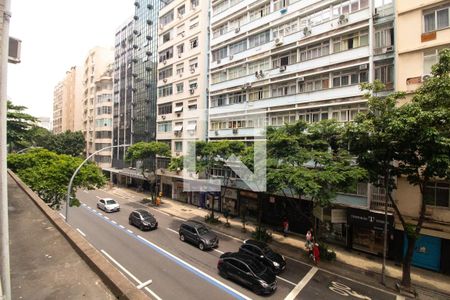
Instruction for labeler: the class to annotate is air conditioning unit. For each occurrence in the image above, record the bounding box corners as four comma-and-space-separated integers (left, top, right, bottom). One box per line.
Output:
279, 65, 286, 72
338, 14, 348, 25
373, 8, 379, 17
179, 73, 183, 78
161, 115, 166, 119
159, 24, 164, 30
163, 78, 167, 83
298, 76, 305, 82
359, 64, 368, 70
190, 67, 195, 73
422, 74, 431, 82
274, 37, 283, 46
258, 70, 264, 78
244, 82, 251, 89
217, 59, 221, 64
303, 26, 311, 36
178, 53, 182, 58
215, 130, 219, 136
190, 89, 195, 94
235, 27, 240, 33
178, 13, 182, 19
163, 60, 167, 65
232, 128, 238, 134
385, 46, 394, 52
229, 55, 234, 60
255, 71, 260, 78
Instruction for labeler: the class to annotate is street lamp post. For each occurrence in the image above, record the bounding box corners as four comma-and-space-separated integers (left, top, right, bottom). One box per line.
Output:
65, 144, 129, 222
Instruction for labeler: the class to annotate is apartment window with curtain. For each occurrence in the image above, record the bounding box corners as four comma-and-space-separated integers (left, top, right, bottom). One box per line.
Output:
176, 63, 184, 75
271, 81, 296, 97
212, 47, 228, 61
299, 41, 330, 61
249, 87, 269, 101
423, 5, 450, 33
229, 14, 248, 30
423, 46, 449, 74
298, 75, 329, 93
213, 0, 229, 16
212, 71, 227, 83
228, 65, 247, 80
213, 24, 228, 38
272, 19, 299, 38
424, 182, 450, 208
158, 84, 173, 97
248, 58, 270, 73
273, 0, 288, 11
158, 122, 172, 132
374, 26, 394, 49
229, 91, 246, 104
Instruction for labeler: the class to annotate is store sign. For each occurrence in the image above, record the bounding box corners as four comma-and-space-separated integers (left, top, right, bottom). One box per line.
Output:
223, 188, 238, 199
331, 209, 347, 224
313, 206, 324, 221
347, 208, 394, 230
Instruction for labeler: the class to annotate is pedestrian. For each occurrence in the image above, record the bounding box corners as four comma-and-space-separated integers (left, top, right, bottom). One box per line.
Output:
306, 228, 313, 242
313, 242, 320, 265
282, 218, 289, 237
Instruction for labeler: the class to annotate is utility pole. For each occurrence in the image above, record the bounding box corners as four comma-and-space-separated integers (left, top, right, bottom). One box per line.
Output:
1, 0, 12, 299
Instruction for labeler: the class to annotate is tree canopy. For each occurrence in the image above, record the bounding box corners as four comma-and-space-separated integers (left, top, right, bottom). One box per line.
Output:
8, 148, 106, 209
7, 100, 37, 152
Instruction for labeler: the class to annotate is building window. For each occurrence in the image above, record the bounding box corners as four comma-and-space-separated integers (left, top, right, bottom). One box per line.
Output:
332, 68, 368, 87
162, 31, 171, 43
213, 24, 228, 38
273, 0, 288, 11
176, 83, 184, 93
95, 118, 112, 127
213, 0, 228, 15
190, 37, 199, 49
211, 95, 227, 107
248, 58, 270, 74
159, 47, 173, 62
271, 81, 296, 97
272, 50, 297, 68
374, 64, 394, 89
273, 19, 299, 38
229, 92, 246, 104
423, 5, 450, 33
212, 71, 227, 83
228, 65, 246, 80
158, 122, 172, 132
333, 30, 369, 53
229, 39, 247, 55
175, 141, 183, 152
188, 103, 197, 110
249, 4, 270, 21
425, 182, 450, 208
299, 41, 330, 62
177, 43, 184, 56
176, 63, 184, 75
298, 75, 329, 93
158, 103, 172, 115
189, 58, 198, 70
249, 30, 270, 48
374, 26, 394, 49
190, 22, 199, 30
248, 87, 269, 101
187, 120, 197, 132
229, 14, 247, 31
96, 106, 112, 115
158, 66, 173, 80
158, 84, 173, 97
160, 10, 174, 26
189, 80, 198, 90
177, 5, 185, 16
212, 47, 227, 61
191, 0, 199, 9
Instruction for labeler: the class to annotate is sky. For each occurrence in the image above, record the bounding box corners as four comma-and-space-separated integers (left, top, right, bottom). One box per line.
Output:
7, 0, 134, 118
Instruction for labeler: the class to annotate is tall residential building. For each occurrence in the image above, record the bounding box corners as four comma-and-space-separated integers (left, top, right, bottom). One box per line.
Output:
112, 19, 134, 168
81, 47, 114, 164
393, 0, 450, 274
52, 66, 79, 133
112, 0, 160, 168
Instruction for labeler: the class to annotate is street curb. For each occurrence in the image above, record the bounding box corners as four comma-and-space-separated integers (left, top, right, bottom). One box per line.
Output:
8, 170, 150, 300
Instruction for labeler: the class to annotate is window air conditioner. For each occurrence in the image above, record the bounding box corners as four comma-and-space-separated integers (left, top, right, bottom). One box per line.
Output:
385, 46, 394, 52
163, 78, 167, 83
298, 77, 305, 82
255, 71, 260, 78
161, 115, 166, 119
190, 89, 195, 94
163, 60, 167, 65
303, 27, 311, 36
215, 130, 219, 136
229, 55, 234, 60
422, 74, 431, 82
217, 59, 221, 64
359, 64, 368, 70
190, 67, 195, 73
279, 65, 287, 72
274, 37, 283, 46
338, 14, 348, 25
235, 27, 240, 33
232, 128, 238, 134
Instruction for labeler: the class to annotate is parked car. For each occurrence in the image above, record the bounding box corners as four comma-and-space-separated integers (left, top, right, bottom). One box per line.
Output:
239, 239, 286, 274
178, 220, 218, 251
96, 198, 120, 213
218, 252, 277, 295
128, 209, 158, 231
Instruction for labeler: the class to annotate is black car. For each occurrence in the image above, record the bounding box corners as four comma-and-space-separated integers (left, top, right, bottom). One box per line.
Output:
218, 252, 277, 295
239, 239, 286, 274
128, 209, 158, 231
179, 220, 219, 251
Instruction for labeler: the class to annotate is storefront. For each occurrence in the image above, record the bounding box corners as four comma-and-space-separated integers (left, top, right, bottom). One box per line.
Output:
222, 188, 238, 216
239, 190, 259, 219
206, 191, 221, 211
173, 180, 188, 203
316, 207, 348, 246
347, 208, 394, 255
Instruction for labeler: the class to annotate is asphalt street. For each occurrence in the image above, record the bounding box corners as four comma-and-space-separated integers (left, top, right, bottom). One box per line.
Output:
64, 188, 401, 300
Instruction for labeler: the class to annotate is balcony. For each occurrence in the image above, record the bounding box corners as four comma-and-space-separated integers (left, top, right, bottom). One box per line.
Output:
208, 127, 264, 138
211, 7, 370, 70
209, 84, 364, 117
211, 46, 369, 92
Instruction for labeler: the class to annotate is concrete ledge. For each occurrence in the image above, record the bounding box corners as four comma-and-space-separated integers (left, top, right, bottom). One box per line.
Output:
8, 170, 150, 300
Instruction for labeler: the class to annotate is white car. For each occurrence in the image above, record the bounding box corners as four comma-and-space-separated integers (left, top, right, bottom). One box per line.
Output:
97, 198, 120, 213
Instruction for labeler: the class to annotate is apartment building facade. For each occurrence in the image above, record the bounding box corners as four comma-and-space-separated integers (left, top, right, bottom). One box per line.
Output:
155, 0, 209, 201
52, 66, 80, 133
394, 0, 450, 274
81, 47, 114, 166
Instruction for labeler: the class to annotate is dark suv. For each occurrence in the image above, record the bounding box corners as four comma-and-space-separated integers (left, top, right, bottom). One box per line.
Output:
128, 209, 158, 231
179, 220, 219, 251
239, 239, 286, 273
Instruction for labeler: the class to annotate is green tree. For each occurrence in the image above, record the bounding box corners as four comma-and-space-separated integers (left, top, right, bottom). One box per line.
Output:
44, 131, 85, 157
8, 148, 106, 208
346, 49, 450, 289
7, 100, 37, 152
189, 140, 246, 221
126, 141, 171, 200
267, 119, 366, 230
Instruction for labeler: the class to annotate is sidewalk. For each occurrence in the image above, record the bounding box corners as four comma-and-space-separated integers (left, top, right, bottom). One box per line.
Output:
109, 186, 450, 299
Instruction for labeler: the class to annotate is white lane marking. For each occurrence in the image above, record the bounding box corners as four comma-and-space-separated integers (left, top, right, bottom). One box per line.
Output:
137, 279, 153, 289
87, 206, 91, 210
111, 220, 117, 225
211, 229, 243, 242
127, 229, 133, 234
166, 227, 178, 234
119, 225, 125, 229
174, 216, 185, 221
285, 256, 311, 267
276, 275, 296, 286
97, 212, 103, 217
137, 235, 252, 300
95, 196, 102, 199
104, 216, 109, 220
285, 267, 318, 300
76, 228, 86, 237
58, 213, 66, 219
214, 249, 224, 254
154, 209, 170, 217
100, 250, 162, 300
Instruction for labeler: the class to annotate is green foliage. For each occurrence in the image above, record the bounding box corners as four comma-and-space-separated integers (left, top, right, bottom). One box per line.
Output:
267, 119, 367, 208
35, 130, 85, 157
168, 156, 184, 172
318, 242, 336, 261
8, 148, 106, 209
7, 100, 37, 152
126, 141, 171, 162
204, 213, 221, 224
251, 227, 272, 243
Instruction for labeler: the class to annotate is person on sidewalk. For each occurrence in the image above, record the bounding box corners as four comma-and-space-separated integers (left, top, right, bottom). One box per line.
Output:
306, 228, 313, 243
282, 218, 289, 237
313, 242, 320, 265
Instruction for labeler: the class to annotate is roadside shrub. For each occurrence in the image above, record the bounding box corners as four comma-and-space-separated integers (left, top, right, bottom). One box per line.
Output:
318, 242, 336, 261
204, 213, 221, 224
252, 226, 272, 243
